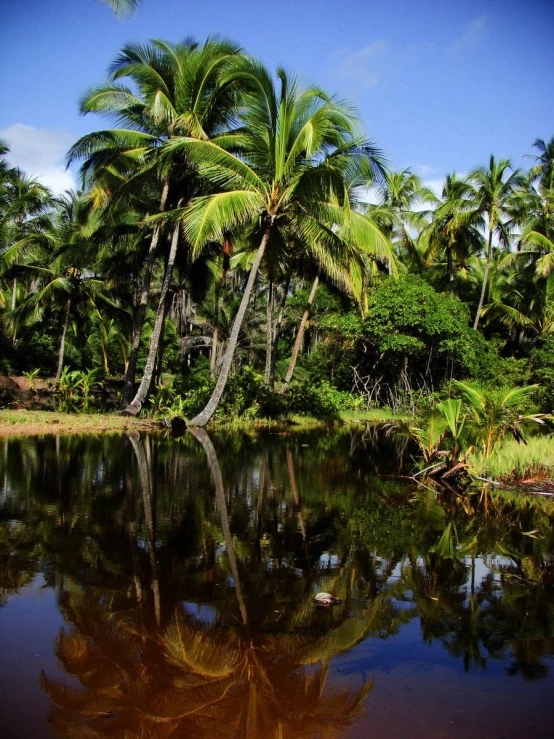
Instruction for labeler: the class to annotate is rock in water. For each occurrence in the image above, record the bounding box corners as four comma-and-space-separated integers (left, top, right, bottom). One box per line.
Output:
313, 592, 341, 606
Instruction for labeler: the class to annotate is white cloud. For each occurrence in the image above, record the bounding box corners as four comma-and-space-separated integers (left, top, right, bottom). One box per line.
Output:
332, 40, 388, 89
0, 123, 76, 194
414, 163, 436, 178
421, 177, 445, 198
449, 15, 488, 54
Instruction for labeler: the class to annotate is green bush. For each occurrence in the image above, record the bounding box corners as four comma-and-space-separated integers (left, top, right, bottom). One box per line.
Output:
286, 380, 355, 418
529, 335, 554, 413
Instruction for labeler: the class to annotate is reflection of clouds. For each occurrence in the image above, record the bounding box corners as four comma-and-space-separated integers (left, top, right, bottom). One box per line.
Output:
318, 552, 341, 569
0, 123, 76, 194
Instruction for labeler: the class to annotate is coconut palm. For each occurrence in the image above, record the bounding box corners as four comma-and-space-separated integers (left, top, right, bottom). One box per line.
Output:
528, 136, 554, 192
13, 192, 121, 379
102, 0, 141, 16
69, 37, 245, 409
469, 156, 525, 330
164, 62, 393, 425
453, 380, 547, 458
421, 173, 482, 297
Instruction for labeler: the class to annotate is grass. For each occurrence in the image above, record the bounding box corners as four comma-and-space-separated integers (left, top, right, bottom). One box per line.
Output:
0, 409, 160, 437
468, 434, 554, 481
339, 408, 409, 423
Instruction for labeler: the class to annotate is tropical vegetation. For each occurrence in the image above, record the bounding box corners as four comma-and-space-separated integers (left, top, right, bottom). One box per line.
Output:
1, 34, 553, 457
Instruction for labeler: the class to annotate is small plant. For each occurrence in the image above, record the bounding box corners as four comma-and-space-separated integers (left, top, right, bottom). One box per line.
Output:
23, 368, 41, 393
76, 368, 103, 401
57, 367, 81, 400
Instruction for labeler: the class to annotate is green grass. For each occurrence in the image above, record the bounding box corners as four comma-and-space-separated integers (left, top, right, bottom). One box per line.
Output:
339, 408, 409, 423
468, 434, 554, 481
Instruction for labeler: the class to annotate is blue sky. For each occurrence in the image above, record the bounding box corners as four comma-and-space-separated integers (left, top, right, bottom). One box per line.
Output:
1, 0, 552, 193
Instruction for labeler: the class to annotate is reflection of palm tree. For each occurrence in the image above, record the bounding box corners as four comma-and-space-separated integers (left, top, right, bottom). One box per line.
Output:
127, 432, 161, 624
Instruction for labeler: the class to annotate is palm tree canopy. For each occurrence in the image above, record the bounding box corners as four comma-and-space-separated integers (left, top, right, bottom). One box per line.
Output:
162, 62, 396, 279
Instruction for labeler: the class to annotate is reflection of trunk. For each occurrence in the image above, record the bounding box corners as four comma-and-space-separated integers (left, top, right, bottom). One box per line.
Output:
190, 225, 271, 426
55, 296, 72, 382
124, 467, 143, 604
123, 180, 170, 405
269, 275, 290, 390
280, 269, 320, 394
128, 432, 161, 626
286, 448, 307, 544
124, 222, 181, 415
189, 428, 248, 626
264, 279, 274, 385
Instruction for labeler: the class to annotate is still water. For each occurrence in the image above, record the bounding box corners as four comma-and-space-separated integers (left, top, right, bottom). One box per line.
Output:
1, 427, 553, 738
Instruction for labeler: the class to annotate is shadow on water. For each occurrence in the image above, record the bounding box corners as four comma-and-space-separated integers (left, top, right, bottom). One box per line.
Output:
1, 426, 554, 737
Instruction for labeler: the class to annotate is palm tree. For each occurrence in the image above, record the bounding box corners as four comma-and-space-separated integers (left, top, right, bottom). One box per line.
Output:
102, 0, 141, 16
13, 192, 120, 380
470, 156, 524, 330
421, 173, 482, 297
69, 38, 245, 411
528, 136, 554, 192
165, 62, 393, 426
0, 169, 53, 345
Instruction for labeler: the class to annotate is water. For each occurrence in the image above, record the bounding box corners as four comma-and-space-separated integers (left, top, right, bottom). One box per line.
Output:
1, 427, 553, 738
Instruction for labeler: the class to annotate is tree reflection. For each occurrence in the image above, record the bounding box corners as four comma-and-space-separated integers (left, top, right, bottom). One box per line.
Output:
1, 428, 554, 738
39, 430, 377, 737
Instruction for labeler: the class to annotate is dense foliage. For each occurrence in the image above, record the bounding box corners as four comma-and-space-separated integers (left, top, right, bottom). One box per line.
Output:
0, 37, 552, 422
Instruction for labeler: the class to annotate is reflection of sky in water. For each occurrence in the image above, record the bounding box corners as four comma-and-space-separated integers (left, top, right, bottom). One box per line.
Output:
181, 601, 218, 626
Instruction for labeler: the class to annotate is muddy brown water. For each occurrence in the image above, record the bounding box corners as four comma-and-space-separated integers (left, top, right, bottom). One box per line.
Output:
1, 427, 554, 738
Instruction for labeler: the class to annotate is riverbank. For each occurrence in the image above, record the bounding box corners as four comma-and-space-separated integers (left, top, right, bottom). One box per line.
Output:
0, 407, 402, 437
0, 409, 161, 437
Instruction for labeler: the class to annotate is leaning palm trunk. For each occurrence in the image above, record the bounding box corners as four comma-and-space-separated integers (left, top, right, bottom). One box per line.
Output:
279, 269, 320, 394
123, 222, 181, 415
189, 226, 272, 426
122, 180, 169, 405
269, 275, 290, 390
473, 228, 493, 330
264, 279, 274, 385
55, 296, 72, 382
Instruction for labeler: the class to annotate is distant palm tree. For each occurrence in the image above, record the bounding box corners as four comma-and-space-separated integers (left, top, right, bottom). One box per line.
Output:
102, 0, 141, 16
528, 136, 554, 191
469, 156, 524, 330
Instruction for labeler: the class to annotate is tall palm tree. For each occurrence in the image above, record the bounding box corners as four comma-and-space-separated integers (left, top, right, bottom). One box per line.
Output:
69, 37, 245, 410
470, 156, 524, 330
165, 62, 394, 426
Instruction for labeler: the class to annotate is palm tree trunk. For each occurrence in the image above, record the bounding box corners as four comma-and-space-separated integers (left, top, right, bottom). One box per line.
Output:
279, 269, 320, 394
189, 225, 272, 426
55, 296, 72, 382
269, 274, 290, 390
210, 283, 219, 380
473, 228, 493, 330
123, 222, 180, 416
264, 278, 274, 385
122, 180, 170, 405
